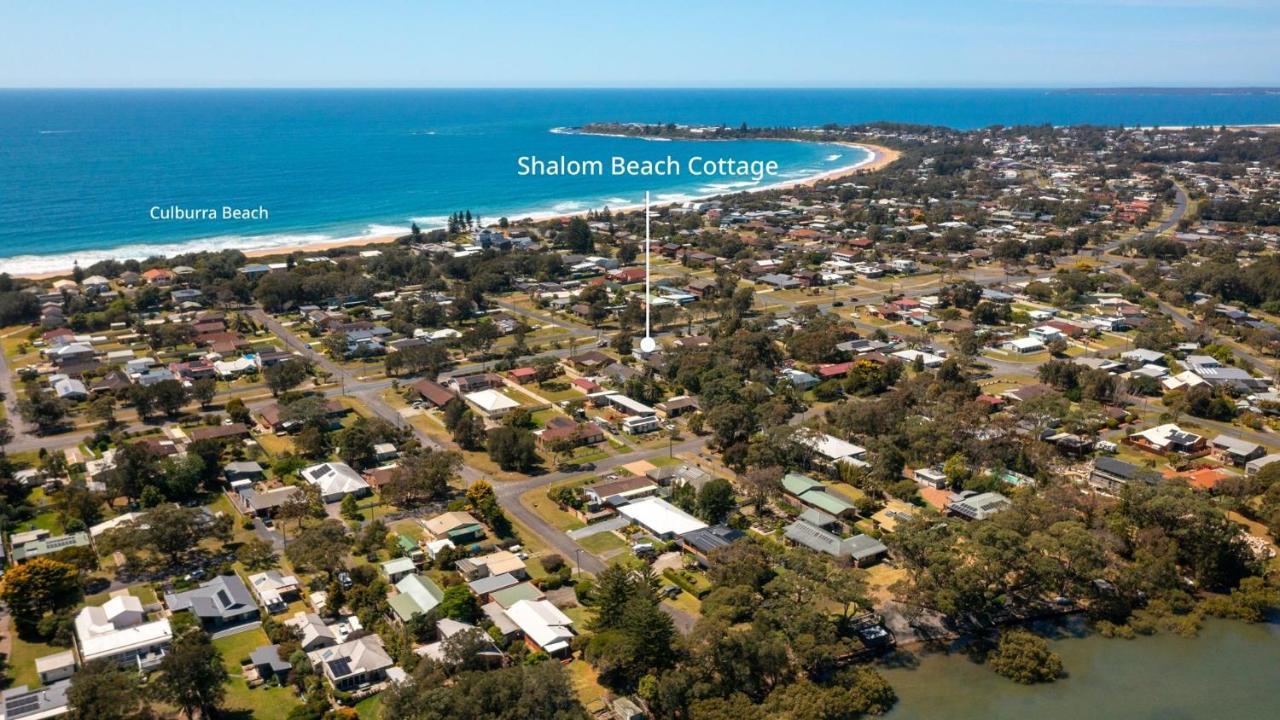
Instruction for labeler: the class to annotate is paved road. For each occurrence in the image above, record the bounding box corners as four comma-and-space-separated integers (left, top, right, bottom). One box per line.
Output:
0, 329, 29, 443
1101, 181, 1189, 254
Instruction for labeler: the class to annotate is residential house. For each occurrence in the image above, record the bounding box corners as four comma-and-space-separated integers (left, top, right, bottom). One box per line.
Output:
456, 550, 527, 582
307, 636, 395, 691
948, 491, 1012, 521
381, 557, 416, 584
74, 596, 172, 671
1211, 435, 1266, 466
618, 497, 707, 539
781, 473, 857, 519
679, 525, 745, 567
249, 645, 293, 684
464, 389, 521, 419
1088, 457, 1159, 494
1, 681, 71, 720
421, 511, 486, 544
300, 462, 371, 503
503, 599, 575, 657
286, 612, 338, 652
248, 570, 301, 614
163, 574, 260, 631
237, 485, 300, 518
10, 531, 90, 563
410, 379, 457, 408
783, 520, 888, 566
389, 574, 445, 624
1129, 424, 1206, 455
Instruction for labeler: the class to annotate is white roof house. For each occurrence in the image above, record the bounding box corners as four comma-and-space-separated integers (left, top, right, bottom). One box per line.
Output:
1003, 337, 1045, 354
74, 597, 172, 669
464, 389, 520, 418
618, 497, 707, 539
248, 570, 301, 612
795, 429, 868, 467
88, 511, 145, 538
300, 462, 370, 502
503, 599, 575, 655
53, 378, 87, 399
891, 349, 945, 367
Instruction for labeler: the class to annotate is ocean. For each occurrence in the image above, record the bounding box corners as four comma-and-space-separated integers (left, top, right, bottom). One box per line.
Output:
2, 88, 1279, 274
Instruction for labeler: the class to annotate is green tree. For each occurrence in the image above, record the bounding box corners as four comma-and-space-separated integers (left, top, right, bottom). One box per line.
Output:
67, 660, 147, 720
696, 478, 736, 524
383, 448, 461, 507
987, 629, 1064, 684
437, 584, 480, 623
486, 426, 538, 471
17, 390, 67, 433
190, 378, 217, 409
264, 360, 309, 396
236, 537, 278, 570
0, 557, 82, 630
155, 630, 229, 719
285, 520, 350, 577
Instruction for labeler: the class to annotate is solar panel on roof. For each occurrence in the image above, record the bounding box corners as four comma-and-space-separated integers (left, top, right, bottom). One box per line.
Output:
216, 589, 232, 607
7, 696, 40, 714
328, 658, 352, 677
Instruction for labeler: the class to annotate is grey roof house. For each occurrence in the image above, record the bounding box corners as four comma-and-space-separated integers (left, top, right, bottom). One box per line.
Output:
783, 520, 888, 566
164, 574, 260, 630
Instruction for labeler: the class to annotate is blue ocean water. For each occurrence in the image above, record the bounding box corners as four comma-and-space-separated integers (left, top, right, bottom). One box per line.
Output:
2, 88, 1279, 273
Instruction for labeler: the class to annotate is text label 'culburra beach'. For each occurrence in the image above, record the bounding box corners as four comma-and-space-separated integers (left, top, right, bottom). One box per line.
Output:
516, 155, 780, 182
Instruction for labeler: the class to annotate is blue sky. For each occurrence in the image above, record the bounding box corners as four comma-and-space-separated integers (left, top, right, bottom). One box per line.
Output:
3, 0, 1277, 87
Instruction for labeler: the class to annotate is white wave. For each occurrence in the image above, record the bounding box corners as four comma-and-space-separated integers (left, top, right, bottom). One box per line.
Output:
0, 223, 421, 276
552, 201, 584, 213
655, 193, 694, 202
38, 129, 75, 135
824, 153, 842, 161
601, 197, 632, 205
409, 215, 450, 227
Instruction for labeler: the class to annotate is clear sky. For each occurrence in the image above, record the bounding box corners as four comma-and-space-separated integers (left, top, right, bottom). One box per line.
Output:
3, 0, 1277, 88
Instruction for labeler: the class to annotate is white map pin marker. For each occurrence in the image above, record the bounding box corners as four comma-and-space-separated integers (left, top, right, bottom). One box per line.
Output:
640, 190, 656, 354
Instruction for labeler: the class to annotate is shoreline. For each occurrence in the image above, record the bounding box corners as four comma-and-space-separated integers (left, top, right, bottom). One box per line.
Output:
9, 141, 898, 281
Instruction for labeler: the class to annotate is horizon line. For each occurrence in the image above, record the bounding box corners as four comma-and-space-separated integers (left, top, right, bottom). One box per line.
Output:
1, 85, 1279, 92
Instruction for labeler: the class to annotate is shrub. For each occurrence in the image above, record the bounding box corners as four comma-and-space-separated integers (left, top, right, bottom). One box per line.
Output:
987, 629, 1063, 684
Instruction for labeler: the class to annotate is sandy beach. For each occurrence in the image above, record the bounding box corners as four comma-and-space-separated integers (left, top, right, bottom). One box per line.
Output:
12, 142, 899, 280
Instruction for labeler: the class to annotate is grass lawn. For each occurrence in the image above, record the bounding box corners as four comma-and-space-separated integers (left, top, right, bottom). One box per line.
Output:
534, 383, 585, 403
5, 634, 64, 688
520, 487, 586, 532
213, 626, 272, 668
565, 659, 609, 712
578, 531, 627, 555
663, 590, 702, 618
355, 693, 383, 719
389, 518, 424, 541
210, 626, 302, 718
504, 512, 554, 559
864, 563, 909, 604
256, 433, 295, 457
649, 454, 683, 468
84, 584, 159, 607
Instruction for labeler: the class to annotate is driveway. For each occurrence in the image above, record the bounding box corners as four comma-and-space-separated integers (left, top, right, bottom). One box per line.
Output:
566, 516, 629, 540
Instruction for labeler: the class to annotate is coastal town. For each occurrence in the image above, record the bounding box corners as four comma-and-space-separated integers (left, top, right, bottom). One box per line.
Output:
2, 121, 1280, 720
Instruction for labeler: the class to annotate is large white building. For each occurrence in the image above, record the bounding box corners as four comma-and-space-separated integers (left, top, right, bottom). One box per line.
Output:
618, 497, 707, 539
74, 596, 172, 671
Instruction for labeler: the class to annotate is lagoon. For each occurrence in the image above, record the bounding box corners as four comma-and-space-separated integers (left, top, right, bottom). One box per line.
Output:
881, 620, 1280, 719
